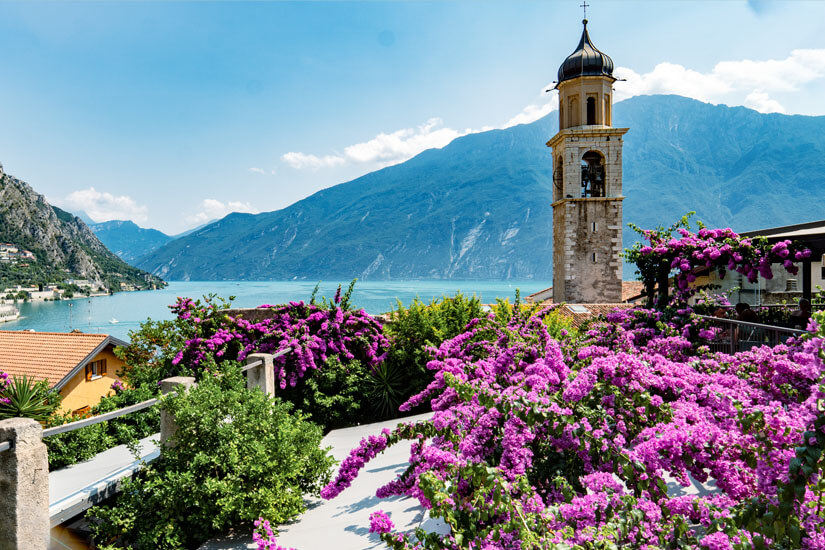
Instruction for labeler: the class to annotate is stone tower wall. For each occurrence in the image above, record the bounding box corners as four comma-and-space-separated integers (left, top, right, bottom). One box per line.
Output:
552, 197, 623, 303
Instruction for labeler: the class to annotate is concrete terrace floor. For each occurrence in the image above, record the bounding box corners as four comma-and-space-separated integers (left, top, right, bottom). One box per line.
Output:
200, 412, 447, 550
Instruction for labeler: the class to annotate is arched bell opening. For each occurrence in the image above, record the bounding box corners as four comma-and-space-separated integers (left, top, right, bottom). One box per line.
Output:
581, 150, 606, 198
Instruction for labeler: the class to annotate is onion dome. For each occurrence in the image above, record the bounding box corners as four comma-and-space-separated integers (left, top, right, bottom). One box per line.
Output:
557, 19, 614, 85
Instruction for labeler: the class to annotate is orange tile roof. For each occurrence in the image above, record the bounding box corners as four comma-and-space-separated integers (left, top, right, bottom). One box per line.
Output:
0, 331, 126, 388
621, 281, 646, 302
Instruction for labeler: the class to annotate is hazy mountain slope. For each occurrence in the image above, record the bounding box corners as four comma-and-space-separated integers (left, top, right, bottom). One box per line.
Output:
0, 168, 164, 290
90, 220, 172, 264
138, 95, 825, 281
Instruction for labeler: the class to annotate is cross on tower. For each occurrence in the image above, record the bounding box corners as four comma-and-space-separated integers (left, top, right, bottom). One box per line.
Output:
581, 1, 589, 19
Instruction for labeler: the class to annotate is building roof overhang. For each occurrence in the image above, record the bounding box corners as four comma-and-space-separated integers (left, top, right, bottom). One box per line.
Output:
53, 335, 128, 391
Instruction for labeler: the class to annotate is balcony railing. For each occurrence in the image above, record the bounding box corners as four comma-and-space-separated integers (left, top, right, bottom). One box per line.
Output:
695, 315, 805, 354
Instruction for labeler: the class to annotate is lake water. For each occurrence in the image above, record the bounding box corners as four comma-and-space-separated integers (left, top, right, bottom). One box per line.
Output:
3, 280, 547, 341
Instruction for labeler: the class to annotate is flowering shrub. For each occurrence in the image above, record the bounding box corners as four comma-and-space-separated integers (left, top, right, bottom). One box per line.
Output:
253, 518, 297, 550
165, 291, 391, 429
313, 305, 825, 549
171, 294, 389, 385
625, 215, 811, 305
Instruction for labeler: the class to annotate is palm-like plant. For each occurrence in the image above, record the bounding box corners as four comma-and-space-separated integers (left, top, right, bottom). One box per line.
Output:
365, 362, 405, 418
0, 375, 60, 422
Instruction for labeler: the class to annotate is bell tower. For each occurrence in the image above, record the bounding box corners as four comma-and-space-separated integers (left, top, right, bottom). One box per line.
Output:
548, 17, 628, 304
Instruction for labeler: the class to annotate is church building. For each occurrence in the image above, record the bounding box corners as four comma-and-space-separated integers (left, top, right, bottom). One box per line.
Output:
548, 17, 628, 304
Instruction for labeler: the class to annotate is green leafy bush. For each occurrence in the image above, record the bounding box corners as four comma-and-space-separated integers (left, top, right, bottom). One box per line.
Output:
383, 292, 486, 413
88, 365, 333, 550
277, 355, 371, 431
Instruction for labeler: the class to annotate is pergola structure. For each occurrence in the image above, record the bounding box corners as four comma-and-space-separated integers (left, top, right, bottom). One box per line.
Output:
742, 219, 825, 302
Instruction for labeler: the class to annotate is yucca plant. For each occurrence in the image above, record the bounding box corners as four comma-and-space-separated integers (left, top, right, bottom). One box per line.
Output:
0, 375, 60, 422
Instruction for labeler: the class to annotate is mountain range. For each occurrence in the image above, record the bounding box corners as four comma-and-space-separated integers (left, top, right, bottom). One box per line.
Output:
114, 95, 824, 281
89, 220, 173, 264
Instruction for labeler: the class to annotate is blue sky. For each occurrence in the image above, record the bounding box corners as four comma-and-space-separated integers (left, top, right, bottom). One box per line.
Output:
0, 0, 823, 233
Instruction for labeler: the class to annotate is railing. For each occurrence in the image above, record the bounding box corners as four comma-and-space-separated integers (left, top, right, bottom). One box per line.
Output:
0, 350, 289, 550
38, 348, 289, 439
695, 315, 805, 354
713, 303, 825, 311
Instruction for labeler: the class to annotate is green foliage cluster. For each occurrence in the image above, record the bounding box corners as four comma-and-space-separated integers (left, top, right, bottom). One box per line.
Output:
278, 355, 372, 431
490, 291, 578, 342
89, 366, 333, 550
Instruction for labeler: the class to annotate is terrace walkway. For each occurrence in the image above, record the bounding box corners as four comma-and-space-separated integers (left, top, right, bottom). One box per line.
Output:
49, 433, 159, 527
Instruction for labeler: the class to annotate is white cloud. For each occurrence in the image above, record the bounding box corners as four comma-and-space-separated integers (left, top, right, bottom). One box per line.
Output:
248, 167, 277, 175
54, 187, 148, 224
283, 118, 471, 171
187, 199, 259, 224
342, 117, 466, 165
282, 152, 346, 170
744, 90, 786, 114
614, 49, 825, 113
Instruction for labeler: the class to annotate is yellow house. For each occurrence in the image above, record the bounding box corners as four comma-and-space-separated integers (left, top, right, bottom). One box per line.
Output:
0, 330, 128, 415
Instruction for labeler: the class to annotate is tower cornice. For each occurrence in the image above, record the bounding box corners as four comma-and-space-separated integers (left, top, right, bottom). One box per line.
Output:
551, 196, 624, 207
546, 126, 629, 149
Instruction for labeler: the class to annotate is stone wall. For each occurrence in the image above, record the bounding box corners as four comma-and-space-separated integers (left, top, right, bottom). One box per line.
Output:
552, 197, 623, 303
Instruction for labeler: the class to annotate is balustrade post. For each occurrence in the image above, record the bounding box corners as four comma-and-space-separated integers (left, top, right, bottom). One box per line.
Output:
0, 418, 49, 550
159, 376, 196, 449
245, 353, 276, 396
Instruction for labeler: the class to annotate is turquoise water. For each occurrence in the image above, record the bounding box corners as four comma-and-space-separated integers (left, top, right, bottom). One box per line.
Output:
3, 280, 546, 341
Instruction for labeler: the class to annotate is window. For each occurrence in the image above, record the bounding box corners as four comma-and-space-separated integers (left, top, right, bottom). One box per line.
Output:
786, 279, 798, 291
586, 97, 596, 125
73, 406, 90, 417
85, 359, 107, 381
592, 252, 597, 263
591, 222, 598, 232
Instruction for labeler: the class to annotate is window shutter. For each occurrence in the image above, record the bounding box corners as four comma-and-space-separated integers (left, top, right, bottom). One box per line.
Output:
101, 359, 107, 376
85, 364, 92, 381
